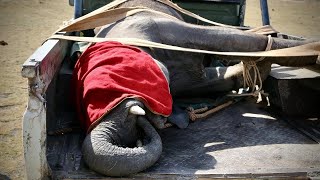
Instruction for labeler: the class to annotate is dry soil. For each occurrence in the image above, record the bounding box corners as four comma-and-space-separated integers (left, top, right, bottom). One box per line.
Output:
0, 0, 319, 179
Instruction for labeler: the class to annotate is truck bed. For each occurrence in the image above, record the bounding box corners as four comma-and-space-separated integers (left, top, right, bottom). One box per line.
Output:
47, 100, 320, 179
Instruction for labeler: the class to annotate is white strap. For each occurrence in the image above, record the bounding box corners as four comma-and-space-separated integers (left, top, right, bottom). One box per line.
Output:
49, 35, 320, 60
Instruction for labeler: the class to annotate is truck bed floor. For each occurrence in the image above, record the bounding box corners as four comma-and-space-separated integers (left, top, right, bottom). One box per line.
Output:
47, 101, 320, 179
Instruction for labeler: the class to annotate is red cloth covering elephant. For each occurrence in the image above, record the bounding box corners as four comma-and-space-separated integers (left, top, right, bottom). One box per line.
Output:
72, 41, 172, 132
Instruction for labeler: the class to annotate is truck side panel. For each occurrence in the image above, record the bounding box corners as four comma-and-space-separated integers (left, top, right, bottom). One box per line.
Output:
22, 39, 70, 180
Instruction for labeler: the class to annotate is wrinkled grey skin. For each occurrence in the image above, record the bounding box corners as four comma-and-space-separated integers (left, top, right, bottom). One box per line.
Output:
82, 0, 318, 176
95, 0, 317, 96
82, 99, 163, 176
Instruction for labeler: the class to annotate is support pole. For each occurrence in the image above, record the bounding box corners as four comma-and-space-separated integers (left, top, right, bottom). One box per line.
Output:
260, 0, 270, 25
74, 0, 83, 19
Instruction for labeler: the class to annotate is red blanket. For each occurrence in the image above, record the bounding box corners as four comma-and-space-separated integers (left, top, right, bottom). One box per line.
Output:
72, 41, 172, 132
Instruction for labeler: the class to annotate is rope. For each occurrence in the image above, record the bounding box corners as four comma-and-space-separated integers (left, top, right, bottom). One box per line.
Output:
244, 35, 272, 90
187, 101, 233, 121
228, 35, 273, 105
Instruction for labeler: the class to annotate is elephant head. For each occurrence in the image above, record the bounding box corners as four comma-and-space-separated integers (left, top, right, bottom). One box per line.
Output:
81, 99, 163, 176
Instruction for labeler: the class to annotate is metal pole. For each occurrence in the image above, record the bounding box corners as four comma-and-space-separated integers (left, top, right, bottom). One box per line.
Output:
260, 0, 270, 25
239, 0, 246, 26
74, 0, 83, 19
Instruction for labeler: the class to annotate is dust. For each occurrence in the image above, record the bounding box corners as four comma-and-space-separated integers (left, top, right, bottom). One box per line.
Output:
0, 1, 72, 179
246, 0, 320, 38
0, 0, 319, 179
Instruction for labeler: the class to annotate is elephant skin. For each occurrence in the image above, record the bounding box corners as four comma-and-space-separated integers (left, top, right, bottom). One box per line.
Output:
79, 0, 319, 176
82, 99, 162, 176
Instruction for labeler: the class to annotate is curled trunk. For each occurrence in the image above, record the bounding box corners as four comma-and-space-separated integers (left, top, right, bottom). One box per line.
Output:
82, 116, 162, 176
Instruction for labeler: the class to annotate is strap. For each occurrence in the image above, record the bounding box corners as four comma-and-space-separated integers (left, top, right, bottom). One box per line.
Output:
155, 0, 240, 29
156, 0, 278, 34
55, 7, 178, 33
246, 25, 279, 35
49, 35, 320, 60
56, 0, 277, 35
51, 0, 319, 61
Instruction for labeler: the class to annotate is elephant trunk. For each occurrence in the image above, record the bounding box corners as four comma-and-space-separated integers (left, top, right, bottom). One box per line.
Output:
82, 116, 162, 177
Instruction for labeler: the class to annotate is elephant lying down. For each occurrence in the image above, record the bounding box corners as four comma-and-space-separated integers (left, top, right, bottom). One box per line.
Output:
70, 0, 319, 176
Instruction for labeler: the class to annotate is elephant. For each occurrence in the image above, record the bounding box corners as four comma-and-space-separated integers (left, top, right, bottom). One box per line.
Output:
71, 0, 319, 177
81, 98, 164, 176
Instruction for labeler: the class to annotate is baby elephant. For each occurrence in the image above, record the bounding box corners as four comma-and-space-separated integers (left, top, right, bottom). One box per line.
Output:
72, 0, 319, 177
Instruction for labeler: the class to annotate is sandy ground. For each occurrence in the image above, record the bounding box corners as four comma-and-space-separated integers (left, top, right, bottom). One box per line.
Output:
0, 0, 319, 179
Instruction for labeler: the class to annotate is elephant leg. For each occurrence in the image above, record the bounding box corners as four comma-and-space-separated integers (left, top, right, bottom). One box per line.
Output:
148, 17, 317, 95
175, 60, 272, 96
153, 18, 318, 66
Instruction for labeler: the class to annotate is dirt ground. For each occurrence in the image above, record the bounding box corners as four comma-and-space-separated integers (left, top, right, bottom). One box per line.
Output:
0, 0, 319, 179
